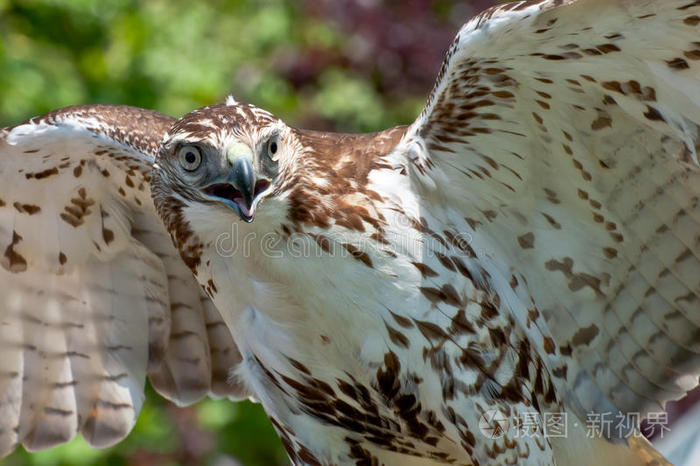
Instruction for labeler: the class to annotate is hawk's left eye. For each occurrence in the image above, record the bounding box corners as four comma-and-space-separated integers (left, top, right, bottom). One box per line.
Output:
266, 136, 279, 160
177, 145, 202, 171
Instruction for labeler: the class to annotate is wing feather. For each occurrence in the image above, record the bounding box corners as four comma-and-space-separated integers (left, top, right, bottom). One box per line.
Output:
0, 105, 248, 456
408, 0, 700, 436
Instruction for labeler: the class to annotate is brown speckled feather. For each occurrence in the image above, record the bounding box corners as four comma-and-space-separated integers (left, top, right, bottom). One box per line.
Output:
0, 105, 246, 457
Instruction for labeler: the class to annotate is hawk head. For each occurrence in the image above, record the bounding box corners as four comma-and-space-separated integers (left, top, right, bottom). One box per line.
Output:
154, 101, 300, 225
151, 98, 406, 273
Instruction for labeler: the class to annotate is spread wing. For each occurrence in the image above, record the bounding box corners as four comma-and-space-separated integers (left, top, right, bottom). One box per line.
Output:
407, 0, 700, 435
0, 105, 247, 457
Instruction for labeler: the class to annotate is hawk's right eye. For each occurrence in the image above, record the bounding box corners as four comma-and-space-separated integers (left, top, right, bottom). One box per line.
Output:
177, 145, 202, 172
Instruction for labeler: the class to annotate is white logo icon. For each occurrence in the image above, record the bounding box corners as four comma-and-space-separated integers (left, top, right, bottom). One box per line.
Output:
479, 410, 509, 439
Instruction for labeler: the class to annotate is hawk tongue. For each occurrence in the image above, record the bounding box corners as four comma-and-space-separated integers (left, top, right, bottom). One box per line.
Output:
234, 198, 254, 222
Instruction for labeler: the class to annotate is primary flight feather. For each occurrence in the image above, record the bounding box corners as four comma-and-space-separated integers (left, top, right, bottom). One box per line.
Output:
1, 1, 699, 464
0, 105, 248, 454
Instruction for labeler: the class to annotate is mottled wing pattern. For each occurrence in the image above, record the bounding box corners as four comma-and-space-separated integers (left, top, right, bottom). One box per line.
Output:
0, 105, 246, 457
408, 0, 700, 435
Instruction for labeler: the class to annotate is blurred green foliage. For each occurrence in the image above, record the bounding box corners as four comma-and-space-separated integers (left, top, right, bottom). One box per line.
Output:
0, 0, 443, 132
4, 383, 289, 466
0, 0, 492, 464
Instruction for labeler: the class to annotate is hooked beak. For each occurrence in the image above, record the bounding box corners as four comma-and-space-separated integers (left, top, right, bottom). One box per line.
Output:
231, 156, 256, 217
201, 143, 271, 222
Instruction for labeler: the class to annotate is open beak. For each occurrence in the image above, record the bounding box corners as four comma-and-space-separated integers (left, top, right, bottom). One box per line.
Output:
201, 144, 271, 222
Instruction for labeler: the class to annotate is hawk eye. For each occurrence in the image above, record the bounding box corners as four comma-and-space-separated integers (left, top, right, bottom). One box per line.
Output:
267, 137, 279, 159
177, 145, 202, 171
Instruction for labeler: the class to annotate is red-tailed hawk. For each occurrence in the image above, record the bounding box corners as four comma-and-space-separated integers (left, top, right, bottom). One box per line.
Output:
1, 1, 699, 464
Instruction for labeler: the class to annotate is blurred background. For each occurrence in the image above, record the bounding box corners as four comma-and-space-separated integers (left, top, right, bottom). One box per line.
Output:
0, 0, 499, 131
0, 1, 697, 465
